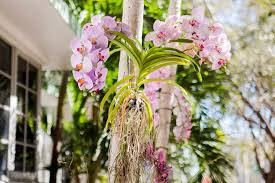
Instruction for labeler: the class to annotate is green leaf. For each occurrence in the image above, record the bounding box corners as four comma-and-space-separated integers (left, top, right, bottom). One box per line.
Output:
106, 89, 132, 128
109, 31, 142, 64
143, 52, 182, 64
143, 47, 167, 60
140, 94, 153, 133
142, 56, 189, 69
143, 47, 197, 68
169, 39, 193, 43
139, 60, 188, 80
108, 82, 132, 115
109, 48, 122, 56
133, 37, 143, 52
111, 39, 141, 68
100, 75, 134, 111
197, 72, 203, 82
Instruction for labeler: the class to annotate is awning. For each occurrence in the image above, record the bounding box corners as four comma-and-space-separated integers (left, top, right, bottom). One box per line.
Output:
0, 0, 80, 70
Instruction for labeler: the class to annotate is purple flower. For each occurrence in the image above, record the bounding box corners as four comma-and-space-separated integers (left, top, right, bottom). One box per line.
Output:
72, 71, 93, 91
180, 7, 208, 33
145, 15, 181, 47
207, 23, 224, 36
71, 53, 93, 73
82, 25, 108, 49
91, 15, 117, 30
90, 15, 118, 39
102, 16, 117, 39
172, 88, 192, 141
91, 48, 109, 65
144, 145, 172, 183
200, 34, 231, 69
145, 89, 159, 111
101, 16, 117, 30
70, 37, 92, 55
146, 67, 171, 90
145, 20, 176, 47
116, 22, 132, 37
153, 112, 160, 127
89, 62, 108, 91
154, 149, 172, 183
90, 15, 102, 26
173, 126, 184, 141
211, 58, 227, 70
155, 149, 166, 163
177, 7, 231, 69
71, 15, 133, 93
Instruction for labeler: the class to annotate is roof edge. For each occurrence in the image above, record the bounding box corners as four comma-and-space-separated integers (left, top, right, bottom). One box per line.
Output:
48, 0, 81, 36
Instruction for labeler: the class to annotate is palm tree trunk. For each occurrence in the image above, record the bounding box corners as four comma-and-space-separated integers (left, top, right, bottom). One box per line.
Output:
109, 0, 144, 182
156, 0, 182, 158
49, 71, 70, 183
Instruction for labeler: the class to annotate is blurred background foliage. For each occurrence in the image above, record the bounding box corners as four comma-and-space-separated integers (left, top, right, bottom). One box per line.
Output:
41, 0, 274, 182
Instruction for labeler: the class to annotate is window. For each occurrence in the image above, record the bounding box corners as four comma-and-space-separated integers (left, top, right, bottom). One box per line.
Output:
0, 38, 40, 176
0, 39, 11, 75
0, 39, 11, 175
15, 57, 38, 172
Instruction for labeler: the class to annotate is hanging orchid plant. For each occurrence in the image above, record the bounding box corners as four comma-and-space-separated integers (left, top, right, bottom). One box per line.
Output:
70, 7, 231, 183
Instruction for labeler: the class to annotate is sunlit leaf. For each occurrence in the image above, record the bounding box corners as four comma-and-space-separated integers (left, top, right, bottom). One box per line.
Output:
100, 75, 133, 111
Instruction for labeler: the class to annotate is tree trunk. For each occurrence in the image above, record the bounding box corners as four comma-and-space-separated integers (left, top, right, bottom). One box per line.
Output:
266, 159, 275, 183
49, 71, 70, 183
156, 0, 182, 158
109, 0, 144, 182
89, 152, 103, 183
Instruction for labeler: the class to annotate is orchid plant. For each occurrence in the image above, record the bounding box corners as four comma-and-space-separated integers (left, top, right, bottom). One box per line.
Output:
70, 7, 231, 183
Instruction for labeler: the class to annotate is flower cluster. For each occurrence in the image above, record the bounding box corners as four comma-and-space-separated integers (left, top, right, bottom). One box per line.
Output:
144, 69, 192, 141
145, 7, 231, 141
70, 15, 131, 92
145, 7, 231, 70
172, 88, 192, 141
145, 79, 192, 141
145, 144, 172, 183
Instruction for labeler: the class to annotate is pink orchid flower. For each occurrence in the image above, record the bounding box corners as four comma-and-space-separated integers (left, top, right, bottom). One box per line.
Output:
72, 71, 93, 91
173, 126, 184, 141
90, 15, 102, 26
207, 23, 224, 36
89, 62, 108, 91
145, 89, 159, 111
91, 48, 109, 65
70, 37, 92, 55
71, 53, 93, 73
145, 20, 175, 46
91, 15, 117, 31
180, 7, 208, 32
91, 15, 118, 39
101, 16, 118, 39
153, 112, 160, 127
82, 25, 108, 49
101, 16, 117, 31
116, 22, 132, 37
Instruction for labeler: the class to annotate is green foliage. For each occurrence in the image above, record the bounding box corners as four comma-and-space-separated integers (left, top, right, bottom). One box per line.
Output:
60, 77, 109, 181
169, 115, 233, 182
